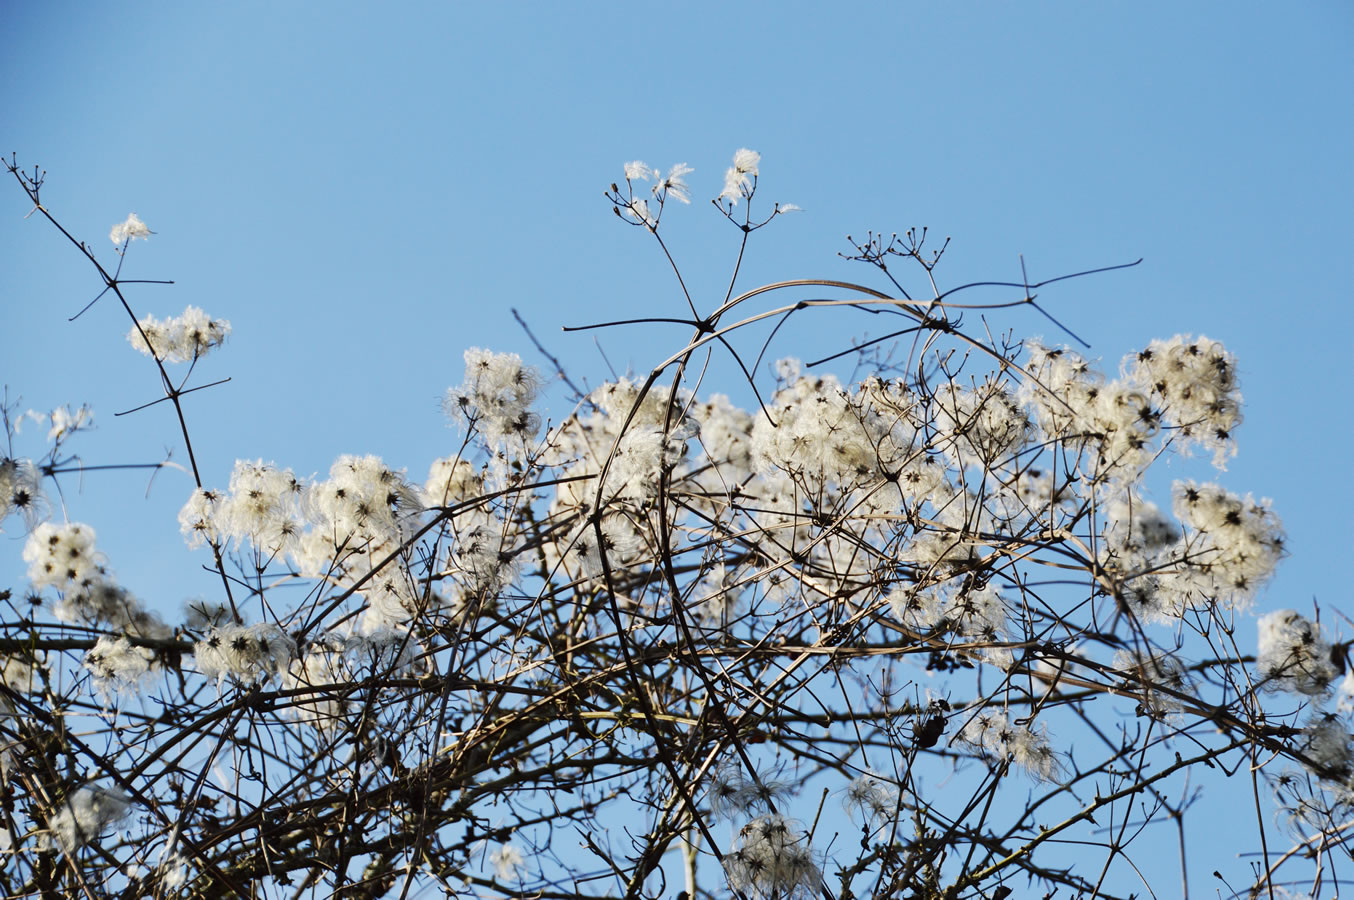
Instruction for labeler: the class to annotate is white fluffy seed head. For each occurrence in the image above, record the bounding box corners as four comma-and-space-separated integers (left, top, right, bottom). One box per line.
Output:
1258, 610, 1338, 696
126, 306, 230, 363
39, 784, 130, 854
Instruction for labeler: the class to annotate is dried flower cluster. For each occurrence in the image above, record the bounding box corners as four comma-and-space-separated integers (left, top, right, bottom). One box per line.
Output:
126, 304, 231, 363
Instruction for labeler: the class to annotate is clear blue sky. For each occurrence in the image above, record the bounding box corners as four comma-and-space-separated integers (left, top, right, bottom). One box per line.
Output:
4, 3, 1352, 895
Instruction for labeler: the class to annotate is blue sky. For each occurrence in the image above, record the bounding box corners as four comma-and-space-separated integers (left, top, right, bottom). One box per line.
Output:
3, 2, 1352, 895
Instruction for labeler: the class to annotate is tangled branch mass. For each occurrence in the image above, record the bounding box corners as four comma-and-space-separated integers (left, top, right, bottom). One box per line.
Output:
1, 152, 1349, 900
